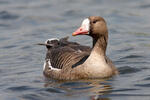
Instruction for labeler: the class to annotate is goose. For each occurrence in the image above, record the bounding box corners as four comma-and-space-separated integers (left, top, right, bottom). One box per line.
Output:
39, 16, 118, 80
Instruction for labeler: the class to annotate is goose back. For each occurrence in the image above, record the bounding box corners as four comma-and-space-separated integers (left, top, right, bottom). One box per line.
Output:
45, 37, 91, 70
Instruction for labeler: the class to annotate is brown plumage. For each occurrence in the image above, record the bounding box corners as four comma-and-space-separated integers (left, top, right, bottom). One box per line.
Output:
40, 16, 118, 80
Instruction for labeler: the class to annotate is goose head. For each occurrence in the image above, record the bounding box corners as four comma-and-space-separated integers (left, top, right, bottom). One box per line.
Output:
72, 16, 108, 39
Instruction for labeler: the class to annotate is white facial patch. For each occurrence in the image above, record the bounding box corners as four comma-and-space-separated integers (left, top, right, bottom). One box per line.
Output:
81, 18, 90, 33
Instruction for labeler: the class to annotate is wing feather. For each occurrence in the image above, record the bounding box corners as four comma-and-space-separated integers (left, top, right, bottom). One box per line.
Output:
45, 37, 91, 69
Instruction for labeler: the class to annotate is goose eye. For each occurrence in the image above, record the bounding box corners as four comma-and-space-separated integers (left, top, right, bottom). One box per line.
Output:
93, 20, 97, 24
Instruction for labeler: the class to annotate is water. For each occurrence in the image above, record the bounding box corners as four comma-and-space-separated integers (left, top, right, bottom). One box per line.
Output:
0, 0, 150, 100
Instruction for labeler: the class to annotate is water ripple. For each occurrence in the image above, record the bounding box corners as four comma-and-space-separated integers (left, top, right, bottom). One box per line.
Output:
2, 45, 17, 49
117, 47, 134, 53
139, 4, 150, 9
60, 81, 90, 87
119, 55, 144, 60
7, 86, 36, 92
40, 87, 65, 93
0, 11, 19, 20
21, 93, 42, 100
143, 77, 150, 81
106, 93, 150, 97
112, 88, 140, 92
135, 83, 150, 88
119, 66, 141, 74
0, 0, 150, 100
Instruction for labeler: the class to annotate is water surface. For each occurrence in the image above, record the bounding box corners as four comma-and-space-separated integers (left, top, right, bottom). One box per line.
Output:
0, 0, 150, 100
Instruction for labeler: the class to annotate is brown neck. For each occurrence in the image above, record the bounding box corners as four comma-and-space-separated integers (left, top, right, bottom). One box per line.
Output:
92, 33, 108, 56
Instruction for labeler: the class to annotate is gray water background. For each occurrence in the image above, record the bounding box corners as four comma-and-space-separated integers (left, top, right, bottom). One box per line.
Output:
0, 0, 150, 100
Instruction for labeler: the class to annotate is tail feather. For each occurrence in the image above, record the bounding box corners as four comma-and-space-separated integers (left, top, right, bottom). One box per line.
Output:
37, 36, 70, 49
60, 36, 69, 42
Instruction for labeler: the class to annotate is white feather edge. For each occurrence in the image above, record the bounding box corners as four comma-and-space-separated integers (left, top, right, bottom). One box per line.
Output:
43, 59, 60, 71
45, 38, 59, 44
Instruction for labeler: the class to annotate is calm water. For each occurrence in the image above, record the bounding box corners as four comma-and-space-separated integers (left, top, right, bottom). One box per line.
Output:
0, 0, 150, 100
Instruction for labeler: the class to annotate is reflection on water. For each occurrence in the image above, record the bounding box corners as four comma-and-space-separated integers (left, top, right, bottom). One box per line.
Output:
43, 79, 112, 100
0, 0, 150, 100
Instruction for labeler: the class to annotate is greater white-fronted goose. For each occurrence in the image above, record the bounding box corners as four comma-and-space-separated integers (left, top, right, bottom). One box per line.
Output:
40, 16, 118, 80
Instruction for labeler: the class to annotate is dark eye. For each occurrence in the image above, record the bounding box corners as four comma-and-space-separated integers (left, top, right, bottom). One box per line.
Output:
93, 20, 97, 24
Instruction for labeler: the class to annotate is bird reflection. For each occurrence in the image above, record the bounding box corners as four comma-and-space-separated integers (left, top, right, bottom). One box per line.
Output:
44, 78, 112, 100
